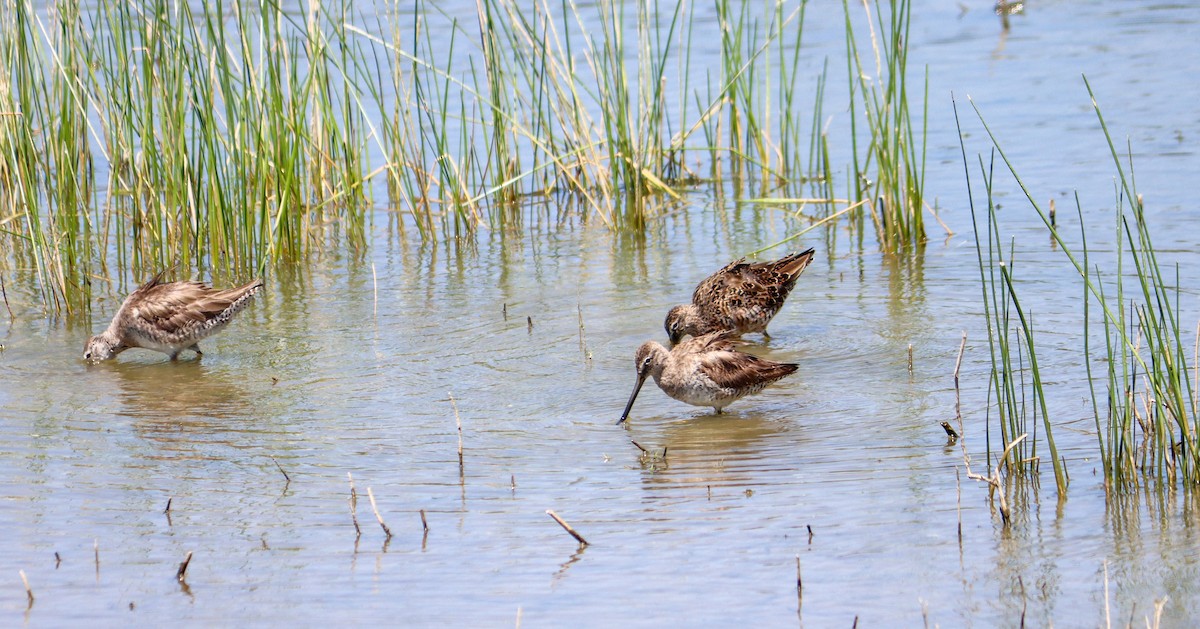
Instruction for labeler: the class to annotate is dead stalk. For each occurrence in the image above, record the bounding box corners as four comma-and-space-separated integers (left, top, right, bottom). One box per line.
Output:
270, 456, 291, 483
19, 570, 33, 605
367, 487, 393, 539
449, 392, 463, 465
348, 473, 361, 537
0, 273, 13, 322
419, 509, 429, 532
176, 551, 193, 581
795, 555, 802, 608
546, 510, 589, 546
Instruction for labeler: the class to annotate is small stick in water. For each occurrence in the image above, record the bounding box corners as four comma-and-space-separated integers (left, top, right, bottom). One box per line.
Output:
54, 552, 61, 569
1048, 198, 1056, 227
907, 343, 914, 375
511, 475, 516, 492
502, 303, 508, 321
270, 456, 291, 483
795, 555, 802, 607
20, 570, 33, 606
807, 524, 814, 544
94, 539, 100, 581
419, 509, 429, 533
546, 510, 589, 546
367, 487, 393, 540
176, 551, 193, 581
449, 392, 464, 470
164, 497, 173, 515
0, 272, 13, 322
347, 473, 361, 537
527, 316, 533, 334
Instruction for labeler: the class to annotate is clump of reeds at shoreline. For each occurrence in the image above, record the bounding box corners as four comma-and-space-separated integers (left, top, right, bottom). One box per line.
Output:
1, 0, 926, 312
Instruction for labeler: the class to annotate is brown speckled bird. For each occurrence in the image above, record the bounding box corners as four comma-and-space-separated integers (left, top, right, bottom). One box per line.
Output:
664, 249, 815, 345
84, 273, 264, 362
619, 331, 798, 423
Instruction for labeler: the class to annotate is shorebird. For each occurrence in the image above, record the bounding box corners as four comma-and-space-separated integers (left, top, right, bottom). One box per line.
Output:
618, 331, 798, 424
664, 248, 815, 345
84, 272, 264, 362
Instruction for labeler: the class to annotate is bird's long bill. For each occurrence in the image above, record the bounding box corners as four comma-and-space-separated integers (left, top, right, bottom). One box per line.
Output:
618, 372, 648, 425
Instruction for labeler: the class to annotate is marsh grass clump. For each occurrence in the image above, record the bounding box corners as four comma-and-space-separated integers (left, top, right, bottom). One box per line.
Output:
966, 79, 1200, 492
843, 0, 930, 252
2, 0, 927, 312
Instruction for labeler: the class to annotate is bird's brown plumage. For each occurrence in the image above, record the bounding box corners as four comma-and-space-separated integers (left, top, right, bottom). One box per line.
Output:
84, 272, 264, 362
619, 331, 798, 423
665, 249, 815, 344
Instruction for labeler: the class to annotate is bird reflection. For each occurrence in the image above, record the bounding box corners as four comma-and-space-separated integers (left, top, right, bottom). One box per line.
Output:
628, 413, 800, 493
93, 360, 257, 452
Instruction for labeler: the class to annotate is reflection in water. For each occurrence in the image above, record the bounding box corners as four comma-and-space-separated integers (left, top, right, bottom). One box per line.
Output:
89, 359, 259, 457
103, 360, 253, 420
630, 414, 797, 493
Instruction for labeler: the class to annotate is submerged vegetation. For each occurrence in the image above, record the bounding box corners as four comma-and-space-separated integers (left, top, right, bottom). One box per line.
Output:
0, 0, 928, 313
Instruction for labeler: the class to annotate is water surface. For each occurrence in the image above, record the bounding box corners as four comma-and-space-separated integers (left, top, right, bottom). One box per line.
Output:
4, 0, 1200, 626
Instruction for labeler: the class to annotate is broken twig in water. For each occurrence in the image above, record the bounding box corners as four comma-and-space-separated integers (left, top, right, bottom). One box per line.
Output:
176, 552, 193, 581
449, 393, 463, 467
795, 556, 803, 608
270, 456, 291, 483
164, 497, 173, 515
367, 487, 393, 539
546, 510, 589, 546
953, 331, 967, 435
347, 473, 361, 537
20, 570, 33, 606
419, 509, 429, 533
0, 273, 13, 323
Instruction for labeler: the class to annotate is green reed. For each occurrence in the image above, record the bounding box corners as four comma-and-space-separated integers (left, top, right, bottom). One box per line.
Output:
2, 0, 923, 312
842, 0, 928, 252
969, 80, 1200, 489
957, 114, 1066, 498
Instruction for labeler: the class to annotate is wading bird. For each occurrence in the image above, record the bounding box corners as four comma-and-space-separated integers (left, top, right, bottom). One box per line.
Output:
619, 331, 798, 423
84, 273, 264, 362
664, 249, 815, 345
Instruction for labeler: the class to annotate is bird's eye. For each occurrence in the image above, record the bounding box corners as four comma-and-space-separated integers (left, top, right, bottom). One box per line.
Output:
84, 352, 91, 360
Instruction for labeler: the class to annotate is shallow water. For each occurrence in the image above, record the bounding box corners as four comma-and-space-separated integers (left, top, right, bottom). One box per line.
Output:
4, 0, 1200, 626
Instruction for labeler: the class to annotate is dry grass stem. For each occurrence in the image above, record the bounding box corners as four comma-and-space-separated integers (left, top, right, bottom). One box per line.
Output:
176, 551, 193, 581
19, 570, 33, 606
367, 487, 393, 539
348, 473, 362, 537
545, 510, 589, 546
795, 555, 802, 606
0, 273, 13, 322
419, 509, 429, 533
449, 393, 464, 464
270, 457, 291, 483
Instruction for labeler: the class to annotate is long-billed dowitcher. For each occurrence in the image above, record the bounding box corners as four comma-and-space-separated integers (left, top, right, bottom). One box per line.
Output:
664, 248, 815, 345
618, 331, 798, 423
84, 273, 264, 362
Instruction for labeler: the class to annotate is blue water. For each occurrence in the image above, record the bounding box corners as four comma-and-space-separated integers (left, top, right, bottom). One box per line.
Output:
3, 0, 1200, 626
